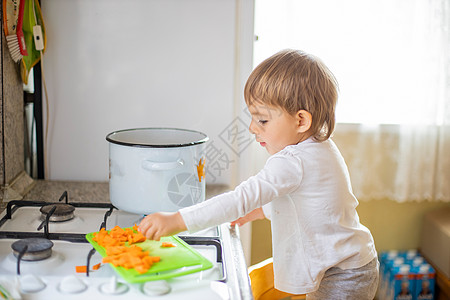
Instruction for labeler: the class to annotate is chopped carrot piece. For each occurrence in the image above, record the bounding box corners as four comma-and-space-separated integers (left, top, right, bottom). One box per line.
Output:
161, 242, 176, 247
92, 226, 160, 274
75, 265, 87, 273
76, 263, 101, 272
131, 233, 146, 244
134, 264, 147, 274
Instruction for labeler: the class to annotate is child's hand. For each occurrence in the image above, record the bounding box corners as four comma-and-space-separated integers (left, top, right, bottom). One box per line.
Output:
138, 212, 187, 241
230, 207, 265, 227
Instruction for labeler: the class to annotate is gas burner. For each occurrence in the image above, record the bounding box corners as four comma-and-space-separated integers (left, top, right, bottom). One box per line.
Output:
40, 203, 75, 222
11, 238, 54, 261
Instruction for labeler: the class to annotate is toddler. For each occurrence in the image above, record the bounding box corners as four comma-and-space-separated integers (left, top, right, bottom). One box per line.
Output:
139, 49, 379, 299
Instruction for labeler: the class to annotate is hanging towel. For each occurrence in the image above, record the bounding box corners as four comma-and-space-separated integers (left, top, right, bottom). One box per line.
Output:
20, 0, 46, 84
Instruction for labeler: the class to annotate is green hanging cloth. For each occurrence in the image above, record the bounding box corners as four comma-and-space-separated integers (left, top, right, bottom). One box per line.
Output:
20, 0, 46, 84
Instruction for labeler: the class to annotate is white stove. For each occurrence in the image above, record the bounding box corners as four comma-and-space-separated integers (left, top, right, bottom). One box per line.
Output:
0, 192, 251, 299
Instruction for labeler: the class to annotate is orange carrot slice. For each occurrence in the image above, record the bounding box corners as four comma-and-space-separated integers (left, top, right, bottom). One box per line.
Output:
92, 225, 160, 274
75, 265, 87, 273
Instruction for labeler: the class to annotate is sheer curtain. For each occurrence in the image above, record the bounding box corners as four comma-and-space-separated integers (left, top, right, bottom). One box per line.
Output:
254, 0, 450, 202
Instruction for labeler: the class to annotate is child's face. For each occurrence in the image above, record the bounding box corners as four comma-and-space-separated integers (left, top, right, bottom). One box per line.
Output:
248, 103, 310, 155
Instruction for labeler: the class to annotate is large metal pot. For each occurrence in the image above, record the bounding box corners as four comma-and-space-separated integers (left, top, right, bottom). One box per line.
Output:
106, 128, 208, 214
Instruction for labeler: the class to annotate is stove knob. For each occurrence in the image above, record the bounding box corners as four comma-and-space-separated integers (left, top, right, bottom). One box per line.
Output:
141, 280, 171, 296
99, 276, 129, 295
58, 275, 87, 294
19, 274, 46, 293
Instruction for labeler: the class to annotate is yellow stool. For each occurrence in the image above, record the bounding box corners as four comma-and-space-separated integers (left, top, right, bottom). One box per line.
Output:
249, 257, 306, 300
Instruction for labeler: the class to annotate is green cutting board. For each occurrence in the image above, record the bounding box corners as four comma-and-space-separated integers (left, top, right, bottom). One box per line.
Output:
85, 228, 213, 283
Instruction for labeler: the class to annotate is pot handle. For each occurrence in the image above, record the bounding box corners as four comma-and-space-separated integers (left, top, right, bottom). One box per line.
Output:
141, 159, 184, 171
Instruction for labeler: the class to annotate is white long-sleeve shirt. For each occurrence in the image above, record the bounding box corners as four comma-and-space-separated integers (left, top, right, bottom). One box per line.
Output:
179, 138, 377, 294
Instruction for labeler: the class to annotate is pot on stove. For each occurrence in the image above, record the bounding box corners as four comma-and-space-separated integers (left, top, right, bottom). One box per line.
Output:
106, 128, 208, 214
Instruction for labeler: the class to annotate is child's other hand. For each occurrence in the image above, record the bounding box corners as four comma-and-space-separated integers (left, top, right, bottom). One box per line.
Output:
138, 212, 187, 241
230, 207, 265, 227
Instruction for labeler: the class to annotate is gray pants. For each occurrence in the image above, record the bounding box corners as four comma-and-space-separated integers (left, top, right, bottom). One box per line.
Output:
306, 258, 379, 300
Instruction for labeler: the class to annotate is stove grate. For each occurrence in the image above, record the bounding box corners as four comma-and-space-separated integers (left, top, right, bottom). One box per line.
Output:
0, 191, 227, 283
0, 192, 116, 242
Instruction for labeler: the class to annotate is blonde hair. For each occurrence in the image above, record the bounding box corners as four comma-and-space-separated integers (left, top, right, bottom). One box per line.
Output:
244, 49, 338, 141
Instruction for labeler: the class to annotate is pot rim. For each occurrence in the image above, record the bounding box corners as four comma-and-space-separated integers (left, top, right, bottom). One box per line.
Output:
106, 127, 209, 148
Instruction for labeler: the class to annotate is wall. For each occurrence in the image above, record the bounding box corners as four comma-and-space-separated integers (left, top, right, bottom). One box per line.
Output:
0, 10, 34, 202
250, 200, 450, 265
250, 218, 272, 265
41, 0, 254, 187
0, 22, 24, 186
356, 199, 450, 253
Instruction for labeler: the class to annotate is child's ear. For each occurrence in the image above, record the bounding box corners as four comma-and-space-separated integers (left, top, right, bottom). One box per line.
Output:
296, 110, 312, 133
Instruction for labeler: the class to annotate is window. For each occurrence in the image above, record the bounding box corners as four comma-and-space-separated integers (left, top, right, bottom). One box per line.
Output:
253, 0, 450, 202
254, 0, 448, 125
